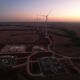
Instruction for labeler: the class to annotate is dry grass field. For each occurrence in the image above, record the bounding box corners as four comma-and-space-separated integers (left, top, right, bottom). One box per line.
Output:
0, 22, 80, 80
0, 22, 80, 57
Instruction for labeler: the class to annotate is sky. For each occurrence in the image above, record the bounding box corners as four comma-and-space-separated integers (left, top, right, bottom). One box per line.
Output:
0, 0, 80, 22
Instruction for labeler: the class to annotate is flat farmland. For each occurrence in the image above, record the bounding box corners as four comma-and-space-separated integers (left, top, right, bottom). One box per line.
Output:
0, 29, 39, 44
0, 22, 80, 57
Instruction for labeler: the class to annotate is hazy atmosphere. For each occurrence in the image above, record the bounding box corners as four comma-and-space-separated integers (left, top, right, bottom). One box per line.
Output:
1, 0, 80, 22
1, 0, 80, 80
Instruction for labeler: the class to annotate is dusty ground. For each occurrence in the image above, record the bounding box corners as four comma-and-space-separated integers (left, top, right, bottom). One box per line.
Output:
0, 22, 80, 80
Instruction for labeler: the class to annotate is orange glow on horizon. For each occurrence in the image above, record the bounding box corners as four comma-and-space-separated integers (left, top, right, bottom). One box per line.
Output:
1, 0, 80, 22
49, 15, 80, 22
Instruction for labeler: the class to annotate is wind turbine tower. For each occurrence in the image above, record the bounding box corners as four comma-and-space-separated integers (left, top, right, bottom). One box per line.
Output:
40, 12, 50, 38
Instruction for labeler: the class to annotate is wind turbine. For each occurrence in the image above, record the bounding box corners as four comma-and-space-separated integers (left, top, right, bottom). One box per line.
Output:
36, 16, 41, 30
40, 11, 51, 38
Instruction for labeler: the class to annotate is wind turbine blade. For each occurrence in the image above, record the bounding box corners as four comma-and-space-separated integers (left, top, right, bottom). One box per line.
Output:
40, 15, 46, 17
47, 11, 51, 16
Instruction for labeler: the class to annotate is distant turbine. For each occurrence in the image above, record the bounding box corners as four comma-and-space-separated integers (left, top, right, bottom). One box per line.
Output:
36, 16, 41, 30
40, 11, 51, 37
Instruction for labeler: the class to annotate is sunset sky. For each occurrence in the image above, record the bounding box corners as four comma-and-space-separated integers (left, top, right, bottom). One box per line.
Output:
0, 0, 80, 22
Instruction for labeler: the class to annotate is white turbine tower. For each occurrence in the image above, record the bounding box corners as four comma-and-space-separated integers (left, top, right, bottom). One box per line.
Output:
40, 11, 51, 38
